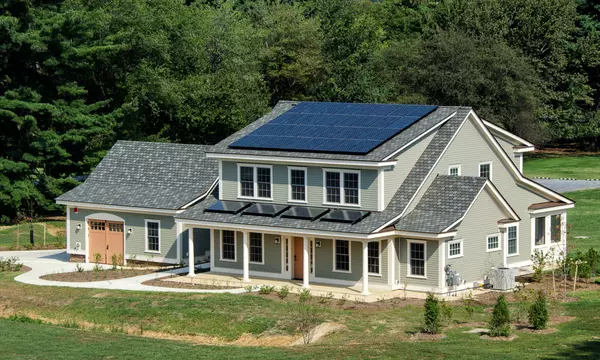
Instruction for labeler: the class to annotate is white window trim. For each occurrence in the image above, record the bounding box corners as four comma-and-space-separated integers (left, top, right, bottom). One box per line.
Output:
220, 230, 237, 262
249, 232, 265, 265
533, 216, 547, 248
448, 164, 461, 176
237, 163, 274, 201
367, 240, 382, 276
144, 219, 161, 254
407, 240, 427, 279
322, 168, 361, 207
287, 166, 308, 204
486, 233, 501, 252
447, 239, 464, 259
332, 239, 352, 273
507, 224, 519, 257
478, 161, 493, 180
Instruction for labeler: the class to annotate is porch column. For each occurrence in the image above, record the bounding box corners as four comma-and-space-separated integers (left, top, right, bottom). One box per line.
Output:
188, 226, 195, 277
243, 231, 250, 282
362, 241, 369, 295
500, 227, 508, 267
303, 236, 309, 288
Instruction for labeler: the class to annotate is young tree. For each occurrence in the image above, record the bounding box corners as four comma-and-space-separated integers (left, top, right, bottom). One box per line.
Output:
489, 295, 511, 337
528, 290, 549, 330
423, 293, 442, 334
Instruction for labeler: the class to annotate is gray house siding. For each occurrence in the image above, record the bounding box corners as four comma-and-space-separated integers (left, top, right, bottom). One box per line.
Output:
397, 238, 440, 290
69, 208, 178, 261
447, 187, 509, 283
212, 230, 282, 274
221, 161, 379, 211
496, 135, 519, 167
314, 238, 388, 285
383, 130, 436, 208
181, 228, 211, 259
407, 116, 548, 266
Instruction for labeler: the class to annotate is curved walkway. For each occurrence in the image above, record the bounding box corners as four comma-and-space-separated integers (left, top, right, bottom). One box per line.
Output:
1, 249, 245, 294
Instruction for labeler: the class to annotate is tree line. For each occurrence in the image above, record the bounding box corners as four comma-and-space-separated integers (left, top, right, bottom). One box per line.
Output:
1, 0, 599, 222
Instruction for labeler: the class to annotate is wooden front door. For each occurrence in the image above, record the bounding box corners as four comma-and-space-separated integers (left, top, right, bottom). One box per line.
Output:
294, 237, 303, 279
88, 220, 124, 264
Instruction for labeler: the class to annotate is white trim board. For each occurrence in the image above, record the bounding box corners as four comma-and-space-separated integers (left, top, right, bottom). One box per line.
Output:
482, 119, 534, 148
57, 201, 181, 215
206, 153, 397, 169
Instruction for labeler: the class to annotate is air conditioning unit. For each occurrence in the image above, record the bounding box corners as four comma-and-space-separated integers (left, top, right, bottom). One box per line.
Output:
490, 267, 516, 291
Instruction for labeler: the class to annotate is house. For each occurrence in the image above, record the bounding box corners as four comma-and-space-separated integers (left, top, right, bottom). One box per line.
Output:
56, 101, 573, 294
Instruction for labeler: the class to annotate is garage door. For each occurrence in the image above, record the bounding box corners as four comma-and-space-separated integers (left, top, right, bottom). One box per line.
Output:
88, 220, 124, 264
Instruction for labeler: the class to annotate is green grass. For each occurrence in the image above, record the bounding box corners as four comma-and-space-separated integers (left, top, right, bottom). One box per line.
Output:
564, 189, 600, 252
524, 155, 600, 179
0, 221, 65, 249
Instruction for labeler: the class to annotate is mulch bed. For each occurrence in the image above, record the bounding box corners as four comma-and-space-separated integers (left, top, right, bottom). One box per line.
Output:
41, 269, 157, 282
141, 275, 241, 290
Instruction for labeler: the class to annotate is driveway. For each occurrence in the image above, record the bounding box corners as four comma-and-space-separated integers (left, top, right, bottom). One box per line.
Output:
1, 249, 244, 294
534, 179, 600, 193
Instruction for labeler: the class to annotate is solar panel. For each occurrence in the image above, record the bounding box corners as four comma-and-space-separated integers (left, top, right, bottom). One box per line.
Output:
320, 209, 370, 225
242, 203, 290, 217
205, 200, 250, 214
229, 102, 438, 154
281, 206, 329, 221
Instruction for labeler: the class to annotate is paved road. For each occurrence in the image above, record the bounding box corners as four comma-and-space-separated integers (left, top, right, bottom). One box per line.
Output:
0, 249, 244, 294
535, 179, 600, 193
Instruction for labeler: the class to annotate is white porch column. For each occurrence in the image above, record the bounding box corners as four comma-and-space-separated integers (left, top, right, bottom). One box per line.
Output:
388, 238, 395, 286
362, 241, 369, 295
303, 236, 309, 288
243, 231, 250, 282
188, 226, 195, 277
501, 228, 508, 267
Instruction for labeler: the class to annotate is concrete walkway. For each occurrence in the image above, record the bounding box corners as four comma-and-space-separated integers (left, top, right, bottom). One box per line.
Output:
1, 249, 245, 294
535, 178, 600, 193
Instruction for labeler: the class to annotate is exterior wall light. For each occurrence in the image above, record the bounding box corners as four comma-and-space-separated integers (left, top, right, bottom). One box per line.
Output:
316, 241, 322, 248
128, 228, 133, 234
76, 224, 82, 230
274, 237, 281, 244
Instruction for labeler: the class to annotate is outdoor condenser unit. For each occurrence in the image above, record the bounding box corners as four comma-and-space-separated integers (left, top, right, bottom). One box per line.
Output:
490, 267, 516, 291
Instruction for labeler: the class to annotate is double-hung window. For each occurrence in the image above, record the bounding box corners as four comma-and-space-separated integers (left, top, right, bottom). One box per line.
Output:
408, 241, 426, 277
221, 230, 236, 261
238, 164, 272, 200
145, 220, 160, 253
534, 217, 546, 246
487, 234, 500, 251
249, 233, 263, 264
479, 162, 492, 180
334, 240, 350, 272
551, 214, 562, 243
507, 226, 518, 255
289, 167, 307, 202
368, 241, 380, 275
324, 170, 360, 206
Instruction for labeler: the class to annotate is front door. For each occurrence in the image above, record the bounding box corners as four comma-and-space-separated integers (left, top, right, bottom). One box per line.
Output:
293, 237, 303, 279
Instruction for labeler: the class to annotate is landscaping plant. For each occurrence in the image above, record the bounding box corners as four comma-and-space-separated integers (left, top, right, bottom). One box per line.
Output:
277, 285, 290, 299
258, 285, 275, 295
463, 290, 475, 318
0, 256, 23, 272
440, 299, 453, 326
528, 290, 549, 330
299, 288, 312, 304
423, 293, 442, 334
489, 295, 511, 337
531, 249, 550, 283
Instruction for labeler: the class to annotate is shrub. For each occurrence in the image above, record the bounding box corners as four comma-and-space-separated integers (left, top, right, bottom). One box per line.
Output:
531, 249, 550, 282
244, 285, 256, 293
258, 285, 275, 295
299, 288, 312, 304
277, 285, 290, 299
489, 295, 511, 337
528, 290, 549, 330
288, 304, 321, 344
463, 290, 475, 318
0, 257, 23, 272
423, 293, 442, 334
75, 263, 84, 273
440, 299, 453, 325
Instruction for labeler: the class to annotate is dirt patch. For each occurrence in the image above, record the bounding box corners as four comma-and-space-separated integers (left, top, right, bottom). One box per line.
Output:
292, 322, 345, 345
141, 275, 242, 290
407, 333, 447, 341
40, 269, 157, 282
549, 316, 576, 326
518, 327, 558, 334
480, 334, 518, 341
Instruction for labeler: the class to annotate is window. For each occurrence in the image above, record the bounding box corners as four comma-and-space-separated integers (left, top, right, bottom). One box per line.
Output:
508, 226, 518, 255
238, 164, 272, 199
221, 230, 236, 261
324, 170, 360, 206
487, 234, 500, 251
289, 167, 307, 202
145, 220, 160, 253
250, 233, 263, 264
479, 162, 492, 179
448, 239, 463, 258
535, 217, 546, 246
449, 165, 461, 176
408, 241, 426, 277
368, 241, 380, 274
109, 223, 123, 232
90, 221, 105, 231
334, 240, 350, 272
551, 214, 562, 243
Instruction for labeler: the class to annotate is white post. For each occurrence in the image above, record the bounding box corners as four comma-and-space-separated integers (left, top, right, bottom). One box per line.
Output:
501, 228, 508, 267
362, 241, 369, 295
388, 238, 395, 286
303, 236, 309, 288
188, 227, 195, 277
243, 231, 250, 282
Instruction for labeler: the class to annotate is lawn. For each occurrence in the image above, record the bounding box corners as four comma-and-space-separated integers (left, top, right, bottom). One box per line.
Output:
524, 155, 600, 179
0, 221, 65, 249
564, 189, 600, 252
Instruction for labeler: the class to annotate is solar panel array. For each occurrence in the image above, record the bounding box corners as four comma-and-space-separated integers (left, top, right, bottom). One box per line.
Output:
229, 102, 438, 154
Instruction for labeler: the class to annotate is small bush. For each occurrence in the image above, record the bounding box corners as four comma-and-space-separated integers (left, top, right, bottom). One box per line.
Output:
244, 285, 256, 293
463, 291, 475, 318
287, 304, 322, 344
528, 290, 549, 330
440, 299, 453, 325
299, 288, 312, 304
8, 314, 44, 324
423, 293, 442, 334
277, 285, 290, 299
531, 249, 549, 282
75, 263, 84, 273
337, 294, 348, 306
489, 295, 511, 337
0, 256, 23, 272
258, 285, 275, 295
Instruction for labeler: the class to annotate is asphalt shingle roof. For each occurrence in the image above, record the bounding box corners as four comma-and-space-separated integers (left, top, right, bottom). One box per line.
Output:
209, 101, 460, 162
177, 107, 473, 234
395, 175, 487, 233
56, 141, 217, 210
